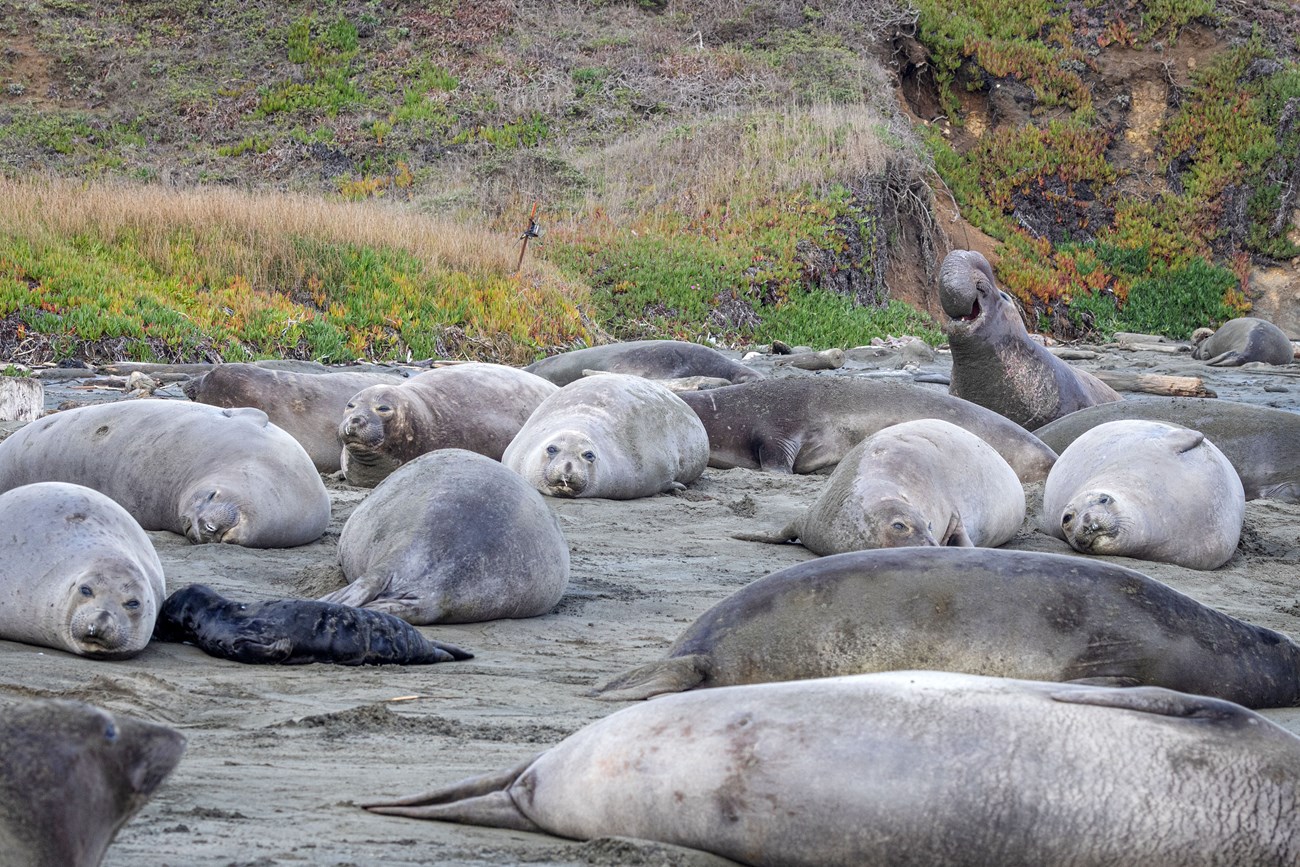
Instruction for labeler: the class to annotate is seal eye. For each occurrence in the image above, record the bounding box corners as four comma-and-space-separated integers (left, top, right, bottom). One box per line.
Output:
345, 402, 355, 410
1098, 495, 1111, 505
80, 585, 93, 598
891, 521, 907, 532
124, 600, 140, 611
582, 451, 596, 462
1062, 512, 1075, 527
103, 722, 117, 742
545, 445, 559, 456
376, 405, 392, 413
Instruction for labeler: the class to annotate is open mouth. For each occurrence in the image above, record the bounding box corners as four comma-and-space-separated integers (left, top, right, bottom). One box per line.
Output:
959, 298, 981, 322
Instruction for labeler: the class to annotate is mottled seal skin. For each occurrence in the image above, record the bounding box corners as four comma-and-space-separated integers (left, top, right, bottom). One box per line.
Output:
0, 697, 185, 867
339, 363, 557, 487
365, 670, 1300, 866
524, 339, 763, 387
1192, 316, 1294, 366
590, 547, 1300, 705
0, 483, 164, 659
1044, 419, 1244, 569
321, 449, 569, 624
737, 419, 1024, 554
503, 374, 709, 500
679, 376, 1058, 482
0, 401, 329, 548
153, 584, 473, 665
940, 249, 1121, 429
183, 363, 406, 473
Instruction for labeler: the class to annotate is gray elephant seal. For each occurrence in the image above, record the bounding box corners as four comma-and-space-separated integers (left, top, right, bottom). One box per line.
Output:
679, 376, 1057, 482
525, 339, 762, 387
940, 249, 1121, 429
1191, 316, 1294, 366
339, 363, 557, 487
0, 482, 165, 659
0, 401, 329, 548
183, 363, 406, 472
590, 546, 1300, 705
1044, 419, 1244, 569
737, 419, 1024, 554
503, 374, 709, 499
365, 670, 1300, 865
321, 449, 569, 624
0, 696, 186, 867
153, 584, 472, 665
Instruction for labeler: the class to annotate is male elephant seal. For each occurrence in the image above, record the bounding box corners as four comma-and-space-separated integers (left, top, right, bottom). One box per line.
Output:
153, 584, 472, 665
940, 249, 1121, 429
0, 696, 185, 867
183, 363, 406, 472
321, 449, 569, 624
0, 401, 329, 547
503, 374, 709, 499
1044, 419, 1244, 569
1192, 316, 1294, 366
679, 376, 1057, 482
365, 670, 1300, 865
590, 546, 1300, 706
0, 483, 164, 659
736, 419, 1024, 554
339, 363, 557, 487
524, 339, 762, 386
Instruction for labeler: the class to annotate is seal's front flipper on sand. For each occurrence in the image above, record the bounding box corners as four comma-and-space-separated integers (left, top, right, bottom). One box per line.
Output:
732, 522, 799, 545
587, 654, 710, 701
941, 513, 974, 547
318, 573, 390, 608
363, 754, 544, 830
1050, 685, 1252, 722
756, 436, 800, 473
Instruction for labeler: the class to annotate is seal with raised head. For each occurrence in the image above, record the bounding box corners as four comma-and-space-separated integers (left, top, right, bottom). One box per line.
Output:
678, 376, 1058, 482
0, 696, 186, 867
339, 363, 557, 487
940, 249, 1121, 429
1044, 419, 1244, 569
321, 449, 569, 624
502, 373, 709, 499
0, 482, 165, 659
735, 419, 1024, 554
590, 546, 1300, 705
364, 670, 1300, 865
524, 339, 762, 387
153, 584, 473, 665
1191, 316, 1294, 366
0, 401, 329, 547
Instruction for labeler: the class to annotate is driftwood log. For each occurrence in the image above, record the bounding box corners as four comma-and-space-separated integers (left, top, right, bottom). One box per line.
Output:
1093, 371, 1216, 398
0, 377, 43, 422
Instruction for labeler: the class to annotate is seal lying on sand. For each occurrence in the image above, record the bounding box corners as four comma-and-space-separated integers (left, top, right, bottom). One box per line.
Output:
0, 482, 165, 659
0, 696, 186, 867
365, 670, 1300, 865
1192, 316, 1294, 366
524, 339, 762, 386
0, 401, 329, 547
153, 584, 472, 665
940, 249, 1121, 429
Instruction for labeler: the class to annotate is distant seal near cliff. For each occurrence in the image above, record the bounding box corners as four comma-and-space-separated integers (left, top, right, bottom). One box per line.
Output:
153, 584, 473, 665
678, 376, 1057, 482
1044, 419, 1244, 569
524, 339, 762, 387
940, 249, 1121, 429
0, 401, 329, 547
736, 419, 1024, 554
0, 696, 185, 867
339, 363, 557, 487
590, 547, 1300, 706
321, 449, 569, 624
0, 482, 164, 659
502, 374, 709, 499
365, 670, 1300, 865
1191, 316, 1294, 366
183, 363, 406, 472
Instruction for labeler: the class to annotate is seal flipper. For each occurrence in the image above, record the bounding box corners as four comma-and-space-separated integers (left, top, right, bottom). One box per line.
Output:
1159, 427, 1205, 454
319, 573, 391, 608
1203, 351, 1244, 367
1050, 685, 1252, 722
587, 654, 710, 701
940, 514, 973, 547
1063, 676, 1142, 688
363, 754, 544, 831
731, 521, 800, 545
755, 436, 801, 473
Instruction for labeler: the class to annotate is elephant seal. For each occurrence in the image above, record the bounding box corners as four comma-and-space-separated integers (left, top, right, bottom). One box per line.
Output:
0, 482, 164, 659
590, 546, 1300, 706
678, 376, 1057, 482
503, 374, 709, 499
0, 696, 185, 867
0, 401, 329, 547
183, 363, 406, 472
339, 363, 557, 487
940, 249, 1121, 429
321, 449, 569, 624
1044, 419, 1244, 569
524, 339, 762, 387
153, 584, 473, 665
736, 419, 1024, 554
365, 670, 1300, 865
1191, 316, 1294, 366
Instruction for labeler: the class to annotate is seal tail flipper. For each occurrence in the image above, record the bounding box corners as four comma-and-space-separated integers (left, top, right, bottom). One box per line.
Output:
586, 654, 709, 701
180, 374, 204, 400
415, 638, 475, 663
732, 521, 799, 545
319, 573, 390, 608
363, 754, 544, 831
1203, 351, 1244, 367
